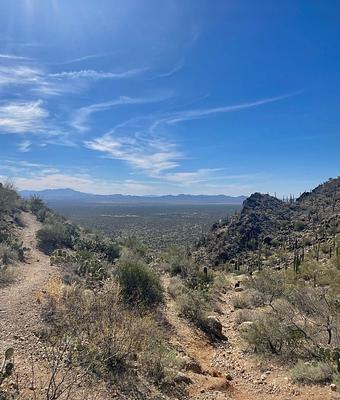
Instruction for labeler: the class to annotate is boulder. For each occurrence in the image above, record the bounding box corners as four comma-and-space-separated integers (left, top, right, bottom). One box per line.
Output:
206, 315, 227, 340
185, 360, 203, 374
173, 374, 192, 385
238, 321, 254, 332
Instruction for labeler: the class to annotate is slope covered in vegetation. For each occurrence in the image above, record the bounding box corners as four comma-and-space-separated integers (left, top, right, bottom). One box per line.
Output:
195, 177, 340, 269
1, 179, 340, 400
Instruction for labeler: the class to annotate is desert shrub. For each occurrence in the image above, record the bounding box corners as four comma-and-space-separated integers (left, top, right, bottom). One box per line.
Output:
104, 242, 120, 262
167, 276, 186, 299
208, 272, 232, 312
51, 249, 110, 282
0, 243, 18, 266
0, 182, 21, 214
291, 360, 334, 384
76, 235, 120, 262
176, 287, 212, 333
234, 309, 257, 326
232, 289, 265, 309
185, 266, 214, 291
240, 311, 307, 356
164, 247, 194, 277
43, 279, 177, 391
0, 265, 16, 287
117, 258, 164, 308
28, 195, 46, 216
36, 222, 79, 252
123, 236, 151, 262
247, 269, 286, 306
294, 220, 306, 231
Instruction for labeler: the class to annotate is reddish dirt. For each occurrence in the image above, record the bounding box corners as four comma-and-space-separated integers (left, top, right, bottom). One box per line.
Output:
163, 275, 340, 400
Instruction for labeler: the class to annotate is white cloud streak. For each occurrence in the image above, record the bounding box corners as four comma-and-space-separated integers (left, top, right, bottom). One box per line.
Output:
149, 92, 301, 131
71, 96, 167, 132
18, 140, 32, 152
0, 53, 31, 60
54, 53, 114, 65
49, 68, 146, 80
85, 134, 182, 176
0, 100, 48, 134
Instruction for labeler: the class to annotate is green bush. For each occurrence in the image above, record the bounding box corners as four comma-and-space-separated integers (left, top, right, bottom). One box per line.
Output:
28, 195, 46, 216
117, 258, 164, 308
51, 249, 110, 282
36, 222, 78, 253
176, 287, 214, 333
247, 270, 286, 306
76, 235, 120, 262
240, 312, 306, 356
291, 360, 334, 384
0, 182, 21, 214
232, 289, 265, 309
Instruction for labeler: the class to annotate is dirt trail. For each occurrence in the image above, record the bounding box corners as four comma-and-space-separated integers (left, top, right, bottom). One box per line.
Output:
0, 212, 57, 357
163, 276, 340, 400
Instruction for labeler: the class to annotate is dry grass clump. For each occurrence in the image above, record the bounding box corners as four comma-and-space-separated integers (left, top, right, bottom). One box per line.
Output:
234, 309, 257, 326
0, 265, 16, 288
42, 278, 180, 396
232, 289, 264, 309
291, 360, 334, 384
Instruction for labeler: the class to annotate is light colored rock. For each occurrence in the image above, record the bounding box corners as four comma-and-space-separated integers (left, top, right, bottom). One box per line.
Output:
238, 321, 254, 332
330, 383, 337, 392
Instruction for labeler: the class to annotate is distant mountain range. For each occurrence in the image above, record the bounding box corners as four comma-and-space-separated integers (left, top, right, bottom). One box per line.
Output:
19, 188, 247, 205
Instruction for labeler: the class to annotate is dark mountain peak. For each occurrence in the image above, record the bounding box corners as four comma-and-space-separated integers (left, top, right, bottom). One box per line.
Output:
242, 192, 284, 214
195, 177, 340, 266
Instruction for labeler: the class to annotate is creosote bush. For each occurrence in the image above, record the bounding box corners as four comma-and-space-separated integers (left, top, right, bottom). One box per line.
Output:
239, 262, 340, 375
291, 360, 334, 384
36, 222, 79, 253
232, 289, 264, 309
117, 255, 164, 308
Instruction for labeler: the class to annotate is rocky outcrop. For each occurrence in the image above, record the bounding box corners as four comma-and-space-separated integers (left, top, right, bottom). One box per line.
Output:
194, 177, 340, 267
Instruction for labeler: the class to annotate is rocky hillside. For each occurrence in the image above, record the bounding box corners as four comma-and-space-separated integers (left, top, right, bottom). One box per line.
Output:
194, 177, 340, 268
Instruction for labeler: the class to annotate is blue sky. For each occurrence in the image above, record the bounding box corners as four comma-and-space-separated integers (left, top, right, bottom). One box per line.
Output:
0, 0, 339, 196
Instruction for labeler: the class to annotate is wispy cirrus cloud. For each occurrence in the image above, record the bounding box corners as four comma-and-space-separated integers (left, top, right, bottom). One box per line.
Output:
85, 134, 182, 176
84, 92, 299, 184
0, 65, 66, 95
49, 67, 147, 80
85, 134, 231, 186
0, 53, 31, 60
150, 59, 185, 80
18, 140, 32, 152
163, 168, 221, 185
149, 92, 301, 131
0, 64, 148, 96
71, 95, 169, 132
54, 53, 114, 65
0, 100, 48, 134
